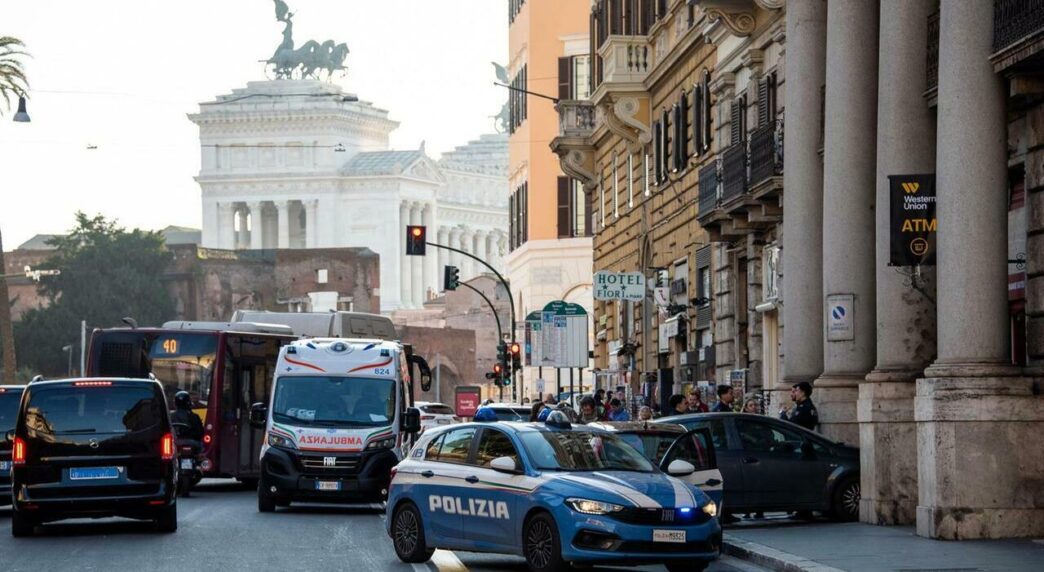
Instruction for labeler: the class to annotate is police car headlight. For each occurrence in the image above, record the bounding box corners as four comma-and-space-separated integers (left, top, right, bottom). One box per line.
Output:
267, 432, 296, 450
566, 498, 625, 515
702, 501, 718, 518
366, 437, 397, 451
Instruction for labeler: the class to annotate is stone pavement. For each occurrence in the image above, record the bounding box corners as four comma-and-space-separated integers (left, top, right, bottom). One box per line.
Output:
722, 516, 1044, 572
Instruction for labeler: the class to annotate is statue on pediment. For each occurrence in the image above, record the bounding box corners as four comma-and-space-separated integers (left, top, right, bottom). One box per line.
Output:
266, 0, 349, 80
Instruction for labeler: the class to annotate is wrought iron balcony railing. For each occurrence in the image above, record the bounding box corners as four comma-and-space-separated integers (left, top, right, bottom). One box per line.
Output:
748, 119, 784, 189
993, 0, 1044, 53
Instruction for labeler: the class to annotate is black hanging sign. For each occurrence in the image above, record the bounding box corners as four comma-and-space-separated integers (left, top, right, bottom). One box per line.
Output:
889, 174, 937, 266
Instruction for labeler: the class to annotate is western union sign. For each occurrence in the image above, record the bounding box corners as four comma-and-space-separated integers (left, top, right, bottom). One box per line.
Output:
889, 174, 936, 266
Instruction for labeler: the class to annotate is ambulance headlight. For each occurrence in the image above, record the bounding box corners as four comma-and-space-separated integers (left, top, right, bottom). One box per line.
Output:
267, 432, 296, 450
702, 501, 718, 518
566, 498, 625, 515
366, 437, 397, 451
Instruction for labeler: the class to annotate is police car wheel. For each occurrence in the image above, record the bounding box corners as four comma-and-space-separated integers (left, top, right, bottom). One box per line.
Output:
522, 513, 567, 572
831, 476, 860, 522
392, 503, 434, 563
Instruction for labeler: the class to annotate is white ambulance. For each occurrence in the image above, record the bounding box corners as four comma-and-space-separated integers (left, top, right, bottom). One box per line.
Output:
250, 337, 426, 512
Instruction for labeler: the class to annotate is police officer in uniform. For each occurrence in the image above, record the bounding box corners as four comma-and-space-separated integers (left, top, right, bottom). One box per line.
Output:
779, 382, 818, 431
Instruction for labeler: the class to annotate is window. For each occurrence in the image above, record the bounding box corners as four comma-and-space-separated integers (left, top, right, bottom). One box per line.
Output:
682, 418, 728, 450
698, 267, 710, 306
436, 427, 477, 464
663, 431, 715, 472
731, 95, 747, 146
508, 0, 526, 24
476, 429, 520, 467
758, 72, 778, 127
425, 433, 445, 459
574, 56, 591, 101
643, 153, 650, 196
575, 180, 590, 236
511, 181, 529, 250
560, 177, 590, 238
661, 108, 672, 180
316, 268, 328, 284
736, 420, 805, 455
509, 64, 528, 134
25, 386, 163, 435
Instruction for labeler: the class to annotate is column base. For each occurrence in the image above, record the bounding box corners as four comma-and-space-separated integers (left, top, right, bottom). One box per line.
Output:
811, 373, 861, 445
915, 370, 1044, 539
858, 369, 920, 525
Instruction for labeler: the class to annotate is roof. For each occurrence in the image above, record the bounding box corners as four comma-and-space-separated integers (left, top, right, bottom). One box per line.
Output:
26, 377, 160, 387
437, 133, 508, 177
160, 225, 202, 245
16, 234, 60, 251
339, 150, 426, 176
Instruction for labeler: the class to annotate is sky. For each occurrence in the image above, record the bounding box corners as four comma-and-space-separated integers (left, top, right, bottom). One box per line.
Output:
0, 0, 508, 248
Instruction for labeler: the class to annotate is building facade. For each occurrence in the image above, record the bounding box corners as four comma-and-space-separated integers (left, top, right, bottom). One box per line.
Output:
555, 0, 1044, 541
189, 79, 508, 312
507, 0, 596, 401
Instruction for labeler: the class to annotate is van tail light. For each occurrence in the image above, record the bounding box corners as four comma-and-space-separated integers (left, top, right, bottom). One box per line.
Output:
161, 433, 175, 461
12, 437, 26, 465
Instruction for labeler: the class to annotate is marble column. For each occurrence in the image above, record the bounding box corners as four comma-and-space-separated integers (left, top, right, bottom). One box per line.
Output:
815, 0, 879, 445
422, 203, 434, 301
248, 201, 264, 250
305, 199, 318, 248
410, 203, 424, 306
859, 0, 937, 526
461, 228, 475, 280
400, 202, 413, 308
781, 0, 827, 412
437, 227, 449, 289
475, 230, 488, 275
276, 201, 290, 249
915, 0, 1044, 540
496, 233, 507, 271
236, 205, 249, 250
218, 203, 236, 250
448, 228, 463, 275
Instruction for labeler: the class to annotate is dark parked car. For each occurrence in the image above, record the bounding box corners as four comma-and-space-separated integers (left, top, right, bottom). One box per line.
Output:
1, 384, 27, 506
9, 378, 179, 536
657, 412, 861, 521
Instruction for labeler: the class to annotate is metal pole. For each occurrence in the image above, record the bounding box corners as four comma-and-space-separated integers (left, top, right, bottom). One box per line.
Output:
556, 369, 561, 401
458, 281, 503, 342
425, 241, 515, 352
80, 320, 86, 376
434, 353, 441, 403
570, 368, 575, 407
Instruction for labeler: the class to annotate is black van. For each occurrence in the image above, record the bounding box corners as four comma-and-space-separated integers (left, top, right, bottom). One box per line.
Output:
9, 378, 178, 536
0, 385, 26, 506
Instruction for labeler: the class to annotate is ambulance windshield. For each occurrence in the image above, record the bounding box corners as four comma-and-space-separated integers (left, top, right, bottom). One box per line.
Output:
272, 376, 395, 427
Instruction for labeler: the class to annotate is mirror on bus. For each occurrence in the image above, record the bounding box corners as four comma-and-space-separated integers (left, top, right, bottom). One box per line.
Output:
403, 407, 421, 434
408, 354, 433, 393
249, 402, 268, 429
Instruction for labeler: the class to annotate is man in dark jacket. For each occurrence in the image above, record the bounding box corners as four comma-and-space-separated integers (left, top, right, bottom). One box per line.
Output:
171, 390, 204, 444
713, 385, 734, 412
779, 382, 818, 431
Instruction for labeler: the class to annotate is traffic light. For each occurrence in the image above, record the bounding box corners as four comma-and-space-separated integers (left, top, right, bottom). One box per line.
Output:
406, 226, 426, 256
496, 341, 507, 364
444, 265, 460, 291
491, 363, 504, 386
496, 341, 509, 386
509, 341, 522, 372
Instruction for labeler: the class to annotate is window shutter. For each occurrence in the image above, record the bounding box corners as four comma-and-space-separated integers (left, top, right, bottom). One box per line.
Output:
558, 57, 574, 101
672, 104, 682, 172
557, 177, 571, 237
653, 120, 662, 184
692, 86, 702, 157
509, 191, 516, 250
730, 96, 743, 145
702, 72, 712, 151
584, 189, 593, 236
679, 91, 689, 164
662, 109, 671, 178
758, 77, 769, 127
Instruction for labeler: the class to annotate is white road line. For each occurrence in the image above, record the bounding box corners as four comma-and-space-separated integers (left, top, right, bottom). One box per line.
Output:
430, 549, 468, 572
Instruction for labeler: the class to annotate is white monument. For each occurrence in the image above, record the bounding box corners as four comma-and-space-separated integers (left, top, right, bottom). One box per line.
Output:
189, 79, 508, 311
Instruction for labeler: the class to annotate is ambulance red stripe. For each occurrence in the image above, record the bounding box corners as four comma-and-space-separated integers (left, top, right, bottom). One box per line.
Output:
347, 358, 393, 373
284, 356, 326, 372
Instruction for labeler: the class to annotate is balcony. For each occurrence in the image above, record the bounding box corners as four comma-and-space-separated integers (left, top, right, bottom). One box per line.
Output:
748, 119, 783, 197
597, 35, 655, 90
556, 100, 596, 139
698, 160, 721, 218
992, 0, 1044, 72
550, 100, 597, 190
720, 142, 748, 204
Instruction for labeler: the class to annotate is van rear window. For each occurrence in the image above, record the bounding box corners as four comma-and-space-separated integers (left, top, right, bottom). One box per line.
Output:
25, 386, 163, 435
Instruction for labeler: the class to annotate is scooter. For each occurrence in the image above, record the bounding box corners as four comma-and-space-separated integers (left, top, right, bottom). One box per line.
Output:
171, 422, 203, 497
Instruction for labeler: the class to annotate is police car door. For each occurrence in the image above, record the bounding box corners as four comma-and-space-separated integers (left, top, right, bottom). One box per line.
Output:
460, 427, 523, 549
661, 428, 723, 507
425, 427, 478, 544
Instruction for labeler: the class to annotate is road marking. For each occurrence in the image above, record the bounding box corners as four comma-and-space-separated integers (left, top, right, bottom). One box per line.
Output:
430, 549, 468, 572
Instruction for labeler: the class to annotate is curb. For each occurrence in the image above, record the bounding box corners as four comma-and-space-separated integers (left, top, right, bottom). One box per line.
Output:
722, 534, 847, 572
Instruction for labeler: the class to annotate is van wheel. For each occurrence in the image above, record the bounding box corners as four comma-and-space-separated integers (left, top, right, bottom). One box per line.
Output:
154, 502, 178, 533
831, 477, 861, 522
391, 503, 434, 563
258, 490, 276, 513
523, 512, 568, 572
11, 510, 35, 537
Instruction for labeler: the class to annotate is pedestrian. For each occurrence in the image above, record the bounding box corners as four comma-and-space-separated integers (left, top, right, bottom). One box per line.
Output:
637, 405, 653, 421
742, 394, 760, 414
686, 389, 709, 413
593, 389, 608, 419
529, 401, 545, 422
713, 385, 734, 412
544, 393, 557, 405
779, 382, 818, 431
522, 397, 531, 405
668, 394, 688, 416
578, 396, 600, 424
607, 398, 631, 421
615, 388, 627, 403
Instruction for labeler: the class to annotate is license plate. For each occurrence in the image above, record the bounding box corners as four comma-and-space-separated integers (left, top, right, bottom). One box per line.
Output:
70, 466, 120, 480
437, 419, 451, 424
0, 461, 10, 471
316, 480, 341, 491
653, 529, 686, 543
180, 459, 194, 470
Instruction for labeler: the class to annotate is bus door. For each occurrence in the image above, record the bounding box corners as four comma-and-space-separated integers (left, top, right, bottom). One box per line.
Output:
235, 336, 281, 477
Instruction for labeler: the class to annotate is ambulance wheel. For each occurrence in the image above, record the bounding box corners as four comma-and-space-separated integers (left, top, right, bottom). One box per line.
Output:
258, 490, 276, 513
392, 502, 434, 563
523, 512, 568, 572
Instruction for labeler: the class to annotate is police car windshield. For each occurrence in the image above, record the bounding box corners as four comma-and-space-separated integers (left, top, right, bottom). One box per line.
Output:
272, 376, 394, 428
520, 430, 655, 472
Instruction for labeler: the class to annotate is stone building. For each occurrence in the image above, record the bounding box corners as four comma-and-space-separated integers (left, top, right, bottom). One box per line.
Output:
189, 79, 508, 311
554, 0, 1044, 541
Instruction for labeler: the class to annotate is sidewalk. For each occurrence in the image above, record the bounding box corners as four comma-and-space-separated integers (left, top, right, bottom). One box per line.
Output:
721, 518, 1044, 572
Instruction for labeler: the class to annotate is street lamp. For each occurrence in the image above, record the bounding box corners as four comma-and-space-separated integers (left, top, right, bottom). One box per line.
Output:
12, 96, 30, 123
62, 344, 73, 376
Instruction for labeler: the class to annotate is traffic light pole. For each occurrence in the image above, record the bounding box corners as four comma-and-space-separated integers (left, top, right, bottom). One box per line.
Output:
459, 281, 502, 343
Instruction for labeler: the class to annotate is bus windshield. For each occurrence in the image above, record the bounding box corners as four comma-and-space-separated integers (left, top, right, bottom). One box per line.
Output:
91, 331, 217, 409
272, 376, 395, 428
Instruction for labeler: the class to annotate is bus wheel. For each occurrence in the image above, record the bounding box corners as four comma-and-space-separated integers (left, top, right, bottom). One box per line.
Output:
258, 490, 276, 513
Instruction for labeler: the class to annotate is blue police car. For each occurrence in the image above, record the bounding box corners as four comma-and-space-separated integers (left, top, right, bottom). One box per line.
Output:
385, 411, 721, 572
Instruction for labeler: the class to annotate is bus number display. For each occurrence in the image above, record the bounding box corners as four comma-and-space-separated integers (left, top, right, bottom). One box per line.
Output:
161, 338, 179, 355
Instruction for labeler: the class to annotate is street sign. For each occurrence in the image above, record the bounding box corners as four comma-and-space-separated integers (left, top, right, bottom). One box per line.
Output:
593, 271, 646, 301
526, 301, 588, 368
888, 174, 937, 266
454, 385, 483, 418
827, 294, 855, 341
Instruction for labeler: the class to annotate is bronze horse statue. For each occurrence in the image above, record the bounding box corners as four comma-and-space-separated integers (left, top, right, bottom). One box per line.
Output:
266, 0, 349, 80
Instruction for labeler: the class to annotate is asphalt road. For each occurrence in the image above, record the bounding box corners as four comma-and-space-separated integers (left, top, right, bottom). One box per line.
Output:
0, 480, 765, 572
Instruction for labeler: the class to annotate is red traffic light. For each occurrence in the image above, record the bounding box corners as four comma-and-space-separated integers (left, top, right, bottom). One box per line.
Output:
406, 225, 427, 256
509, 342, 521, 355
411, 227, 423, 237
493, 363, 503, 374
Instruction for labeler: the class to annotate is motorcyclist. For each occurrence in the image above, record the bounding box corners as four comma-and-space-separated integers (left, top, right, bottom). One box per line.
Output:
171, 391, 204, 448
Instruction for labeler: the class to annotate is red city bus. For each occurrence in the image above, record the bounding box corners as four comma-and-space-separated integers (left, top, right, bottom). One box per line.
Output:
86, 323, 295, 483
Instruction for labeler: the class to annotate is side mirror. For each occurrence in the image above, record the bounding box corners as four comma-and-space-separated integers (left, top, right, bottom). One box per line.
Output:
666, 459, 696, 477
403, 407, 421, 434
490, 456, 520, 474
249, 402, 268, 429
